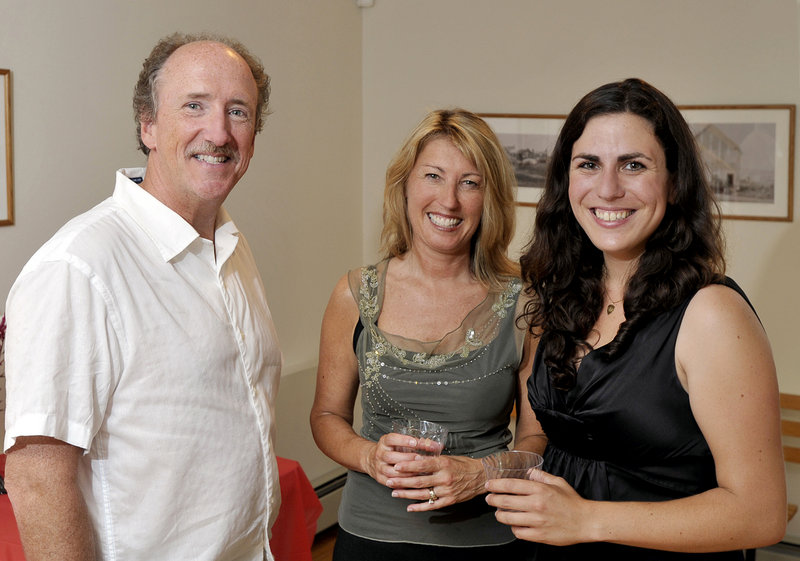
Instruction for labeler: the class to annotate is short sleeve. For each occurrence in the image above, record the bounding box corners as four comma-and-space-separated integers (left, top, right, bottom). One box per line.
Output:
3, 257, 122, 453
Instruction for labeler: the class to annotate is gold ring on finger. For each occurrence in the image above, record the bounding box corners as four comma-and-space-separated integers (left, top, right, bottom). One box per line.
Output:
428, 487, 438, 503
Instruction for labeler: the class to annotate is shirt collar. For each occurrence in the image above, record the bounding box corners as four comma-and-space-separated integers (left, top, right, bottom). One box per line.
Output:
112, 167, 240, 264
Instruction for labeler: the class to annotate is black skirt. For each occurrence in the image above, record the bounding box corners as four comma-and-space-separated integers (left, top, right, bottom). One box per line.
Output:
332, 527, 533, 561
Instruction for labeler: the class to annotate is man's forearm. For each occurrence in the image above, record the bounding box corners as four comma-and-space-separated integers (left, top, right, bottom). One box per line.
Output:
10, 483, 95, 561
5, 438, 96, 561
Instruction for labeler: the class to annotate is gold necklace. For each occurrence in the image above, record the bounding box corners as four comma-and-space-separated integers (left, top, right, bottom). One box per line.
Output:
605, 294, 623, 315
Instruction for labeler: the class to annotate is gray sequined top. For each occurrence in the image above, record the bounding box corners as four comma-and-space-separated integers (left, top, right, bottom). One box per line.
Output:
337, 261, 526, 547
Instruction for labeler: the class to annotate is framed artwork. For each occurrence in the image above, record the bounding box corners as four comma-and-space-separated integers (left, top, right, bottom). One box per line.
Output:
1, 69, 12, 226
481, 113, 565, 207
483, 106, 795, 221
678, 105, 794, 221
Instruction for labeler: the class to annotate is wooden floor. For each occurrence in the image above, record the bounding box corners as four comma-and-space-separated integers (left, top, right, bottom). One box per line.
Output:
311, 525, 338, 561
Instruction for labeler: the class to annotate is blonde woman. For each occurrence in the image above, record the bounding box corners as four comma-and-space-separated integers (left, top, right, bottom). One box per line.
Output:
311, 109, 544, 561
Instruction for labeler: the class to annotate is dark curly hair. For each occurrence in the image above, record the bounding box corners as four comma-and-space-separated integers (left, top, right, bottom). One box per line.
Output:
133, 32, 271, 155
519, 78, 726, 390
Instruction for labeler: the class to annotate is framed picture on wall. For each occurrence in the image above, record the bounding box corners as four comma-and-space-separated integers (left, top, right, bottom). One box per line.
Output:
679, 105, 795, 222
1, 68, 12, 226
481, 113, 565, 207
483, 106, 795, 221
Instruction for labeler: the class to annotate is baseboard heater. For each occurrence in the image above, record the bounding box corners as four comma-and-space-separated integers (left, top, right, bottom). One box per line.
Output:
314, 472, 347, 499
314, 472, 347, 532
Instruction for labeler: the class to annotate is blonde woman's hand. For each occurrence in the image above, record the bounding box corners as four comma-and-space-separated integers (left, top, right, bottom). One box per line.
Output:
387, 455, 486, 512
362, 432, 423, 486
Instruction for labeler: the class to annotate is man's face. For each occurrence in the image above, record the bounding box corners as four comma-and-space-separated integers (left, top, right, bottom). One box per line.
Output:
139, 41, 258, 221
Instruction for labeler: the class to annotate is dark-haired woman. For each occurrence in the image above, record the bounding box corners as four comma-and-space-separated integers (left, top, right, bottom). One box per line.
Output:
486, 78, 785, 560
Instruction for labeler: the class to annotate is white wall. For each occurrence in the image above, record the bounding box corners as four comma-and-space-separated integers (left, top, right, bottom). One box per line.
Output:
361, 0, 800, 540
0, 0, 364, 369
361, 0, 800, 389
0, 0, 364, 483
2, 0, 800, 526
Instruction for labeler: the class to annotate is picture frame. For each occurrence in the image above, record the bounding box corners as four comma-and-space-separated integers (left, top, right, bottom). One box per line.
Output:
678, 105, 794, 222
483, 106, 795, 221
480, 113, 565, 207
1, 68, 12, 226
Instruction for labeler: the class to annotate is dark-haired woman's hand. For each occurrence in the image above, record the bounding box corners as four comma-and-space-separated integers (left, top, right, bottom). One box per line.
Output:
485, 468, 590, 545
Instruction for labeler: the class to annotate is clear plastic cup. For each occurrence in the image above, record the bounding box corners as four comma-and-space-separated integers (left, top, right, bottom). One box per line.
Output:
391, 418, 448, 456
482, 450, 544, 480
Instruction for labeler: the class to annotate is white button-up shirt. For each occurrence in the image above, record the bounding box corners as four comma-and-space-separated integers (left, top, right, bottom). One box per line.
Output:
4, 168, 282, 561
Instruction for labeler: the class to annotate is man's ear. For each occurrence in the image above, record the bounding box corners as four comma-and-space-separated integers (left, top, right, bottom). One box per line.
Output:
140, 120, 157, 152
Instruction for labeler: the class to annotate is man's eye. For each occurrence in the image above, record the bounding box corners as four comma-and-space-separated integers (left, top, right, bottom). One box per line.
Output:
186, 102, 201, 110
230, 109, 247, 117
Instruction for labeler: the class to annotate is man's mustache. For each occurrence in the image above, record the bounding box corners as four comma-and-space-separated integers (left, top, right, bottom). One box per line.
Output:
186, 142, 236, 160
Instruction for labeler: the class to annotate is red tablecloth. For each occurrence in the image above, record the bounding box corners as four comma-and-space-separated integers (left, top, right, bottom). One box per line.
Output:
0, 455, 321, 561
0, 455, 26, 561
269, 456, 324, 561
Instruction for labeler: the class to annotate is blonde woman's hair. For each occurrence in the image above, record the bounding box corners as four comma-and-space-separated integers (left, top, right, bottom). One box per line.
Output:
380, 108, 519, 288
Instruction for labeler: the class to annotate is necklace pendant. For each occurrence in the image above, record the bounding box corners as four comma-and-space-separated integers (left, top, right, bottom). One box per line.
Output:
606, 304, 615, 315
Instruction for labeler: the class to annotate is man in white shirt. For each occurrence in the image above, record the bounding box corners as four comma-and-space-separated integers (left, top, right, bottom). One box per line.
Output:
3, 33, 282, 561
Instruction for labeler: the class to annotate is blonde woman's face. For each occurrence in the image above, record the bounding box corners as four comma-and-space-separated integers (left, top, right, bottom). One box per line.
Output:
405, 137, 484, 258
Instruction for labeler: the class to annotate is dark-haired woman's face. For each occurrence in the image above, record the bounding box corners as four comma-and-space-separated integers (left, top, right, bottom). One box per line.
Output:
568, 113, 670, 262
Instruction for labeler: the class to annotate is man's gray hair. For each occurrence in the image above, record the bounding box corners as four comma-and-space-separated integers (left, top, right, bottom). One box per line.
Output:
132, 32, 271, 155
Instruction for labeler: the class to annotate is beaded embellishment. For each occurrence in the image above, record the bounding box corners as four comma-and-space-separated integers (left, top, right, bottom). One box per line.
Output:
354, 265, 521, 431
357, 266, 519, 378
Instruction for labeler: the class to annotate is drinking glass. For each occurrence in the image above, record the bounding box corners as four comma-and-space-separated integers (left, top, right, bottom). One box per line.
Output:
391, 418, 448, 456
482, 450, 543, 480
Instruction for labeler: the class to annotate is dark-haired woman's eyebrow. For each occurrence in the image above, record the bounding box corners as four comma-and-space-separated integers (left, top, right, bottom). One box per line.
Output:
617, 152, 653, 163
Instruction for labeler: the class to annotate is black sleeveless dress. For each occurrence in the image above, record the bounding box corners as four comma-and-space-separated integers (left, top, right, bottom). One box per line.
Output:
526, 280, 748, 560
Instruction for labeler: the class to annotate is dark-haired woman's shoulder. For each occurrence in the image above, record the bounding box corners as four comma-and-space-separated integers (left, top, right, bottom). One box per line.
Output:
675, 279, 777, 412
671, 278, 784, 544
676, 281, 769, 374
683, 279, 760, 334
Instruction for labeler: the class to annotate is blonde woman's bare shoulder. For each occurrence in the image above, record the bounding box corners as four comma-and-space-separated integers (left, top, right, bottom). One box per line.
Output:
323, 270, 361, 322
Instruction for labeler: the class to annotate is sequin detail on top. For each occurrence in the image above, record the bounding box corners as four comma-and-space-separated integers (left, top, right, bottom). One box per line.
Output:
350, 262, 523, 446
357, 265, 520, 384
